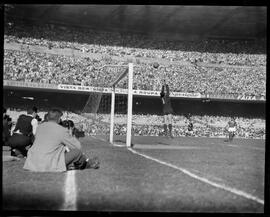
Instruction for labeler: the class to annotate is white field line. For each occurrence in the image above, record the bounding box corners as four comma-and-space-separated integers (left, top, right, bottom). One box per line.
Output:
61, 170, 77, 210
127, 148, 264, 205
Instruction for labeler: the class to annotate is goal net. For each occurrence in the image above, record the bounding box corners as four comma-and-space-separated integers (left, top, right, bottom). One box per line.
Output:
81, 63, 133, 147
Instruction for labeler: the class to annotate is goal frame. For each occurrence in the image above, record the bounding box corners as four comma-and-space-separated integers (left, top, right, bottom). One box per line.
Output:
108, 63, 133, 147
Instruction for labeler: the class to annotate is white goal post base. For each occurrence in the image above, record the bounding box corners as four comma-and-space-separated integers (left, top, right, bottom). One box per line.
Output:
109, 63, 133, 147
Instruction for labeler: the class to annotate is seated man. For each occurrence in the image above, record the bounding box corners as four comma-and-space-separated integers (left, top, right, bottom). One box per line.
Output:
8, 106, 38, 157
23, 108, 99, 172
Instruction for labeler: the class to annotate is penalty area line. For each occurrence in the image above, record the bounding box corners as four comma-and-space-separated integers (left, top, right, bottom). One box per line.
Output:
60, 170, 77, 210
127, 148, 264, 205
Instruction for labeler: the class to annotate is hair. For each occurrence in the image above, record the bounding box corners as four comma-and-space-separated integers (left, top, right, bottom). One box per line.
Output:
47, 108, 63, 121
27, 106, 38, 114
3, 107, 7, 114
32, 106, 38, 113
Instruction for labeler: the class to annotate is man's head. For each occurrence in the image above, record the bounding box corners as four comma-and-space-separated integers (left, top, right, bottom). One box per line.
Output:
47, 108, 63, 123
27, 106, 38, 117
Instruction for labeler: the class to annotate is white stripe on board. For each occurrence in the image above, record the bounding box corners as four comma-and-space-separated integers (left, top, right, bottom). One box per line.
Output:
128, 148, 264, 205
61, 170, 77, 210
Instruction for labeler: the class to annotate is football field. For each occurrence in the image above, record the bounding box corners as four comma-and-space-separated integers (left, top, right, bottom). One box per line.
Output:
2, 136, 265, 212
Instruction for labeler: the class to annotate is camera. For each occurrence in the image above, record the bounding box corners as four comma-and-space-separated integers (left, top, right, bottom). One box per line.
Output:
60, 119, 85, 138
35, 114, 42, 122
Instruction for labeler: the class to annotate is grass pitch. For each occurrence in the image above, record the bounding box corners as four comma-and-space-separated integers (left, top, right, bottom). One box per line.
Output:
2, 136, 265, 212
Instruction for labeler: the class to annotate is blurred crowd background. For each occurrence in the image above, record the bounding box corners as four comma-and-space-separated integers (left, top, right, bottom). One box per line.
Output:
6, 108, 265, 139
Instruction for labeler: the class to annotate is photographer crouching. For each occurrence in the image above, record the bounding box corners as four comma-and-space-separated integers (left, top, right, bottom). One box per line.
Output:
8, 106, 39, 158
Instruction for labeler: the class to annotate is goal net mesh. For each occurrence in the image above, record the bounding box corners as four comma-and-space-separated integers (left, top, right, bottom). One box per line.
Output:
80, 65, 129, 144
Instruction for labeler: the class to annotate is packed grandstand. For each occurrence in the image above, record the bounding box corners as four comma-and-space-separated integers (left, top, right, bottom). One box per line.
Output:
4, 21, 266, 96
3, 19, 266, 139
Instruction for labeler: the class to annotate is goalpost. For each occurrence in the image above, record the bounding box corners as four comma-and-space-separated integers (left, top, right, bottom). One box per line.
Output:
109, 63, 133, 147
80, 62, 134, 147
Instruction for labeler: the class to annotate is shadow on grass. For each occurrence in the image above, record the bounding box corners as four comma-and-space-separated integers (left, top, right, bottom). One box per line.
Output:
3, 192, 63, 211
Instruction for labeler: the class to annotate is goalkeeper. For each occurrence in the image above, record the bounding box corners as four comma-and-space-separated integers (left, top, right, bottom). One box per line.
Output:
225, 117, 237, 142
160, 80, 174, 138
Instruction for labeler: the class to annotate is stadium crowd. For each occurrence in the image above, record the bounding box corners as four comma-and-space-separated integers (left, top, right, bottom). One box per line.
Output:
4, 49, 266, 96
4, 22, 266, 67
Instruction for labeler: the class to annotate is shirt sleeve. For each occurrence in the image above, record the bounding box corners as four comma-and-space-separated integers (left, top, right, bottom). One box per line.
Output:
31, 118, 38, 135
62, 129, 82, 150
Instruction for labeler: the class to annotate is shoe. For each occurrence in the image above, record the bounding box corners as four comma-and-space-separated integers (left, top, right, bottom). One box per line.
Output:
67, 163, 76, 170
85, 157, 100, 169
